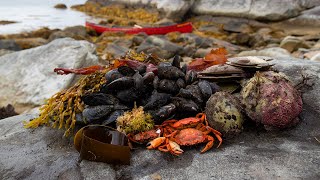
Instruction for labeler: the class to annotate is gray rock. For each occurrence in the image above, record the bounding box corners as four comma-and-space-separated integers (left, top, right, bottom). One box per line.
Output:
103, 39, 132, 58
280, 36, 310, 52
1, 58, 320, 179
311, 53, 320, 61
48, 26, 87, 41
137, 36, 183, 59
238, 47, 292, 58
191, 0, 320, 21
0, 38, 98, 113
0, 39, 21, 51
194, 48, 211, 58
0, 49, 14, 57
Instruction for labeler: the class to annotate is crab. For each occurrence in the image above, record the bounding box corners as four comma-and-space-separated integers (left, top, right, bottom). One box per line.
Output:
127, 129, 160, 145
147, 113, 223, 156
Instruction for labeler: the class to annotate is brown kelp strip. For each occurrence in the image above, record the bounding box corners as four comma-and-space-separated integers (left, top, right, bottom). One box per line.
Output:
24, 70, 108, 136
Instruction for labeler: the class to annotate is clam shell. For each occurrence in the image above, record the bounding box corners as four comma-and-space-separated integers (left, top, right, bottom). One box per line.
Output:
227, 56, 273, 67
199, 64, 245, 75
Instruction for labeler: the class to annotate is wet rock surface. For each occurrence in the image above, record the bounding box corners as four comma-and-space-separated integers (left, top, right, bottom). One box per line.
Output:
0, 38, 98, 113
1, 58, 320, 179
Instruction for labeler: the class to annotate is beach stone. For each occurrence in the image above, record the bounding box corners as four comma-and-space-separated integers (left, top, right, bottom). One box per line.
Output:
0, 39, 21, 51
137, 36, 183, 59
14, 38, 48, 49
1, 58, 320, 179
48, 26, 87, 41
238, 47, 292, 58
103, 43, 130, 58
0, 38, 98, 113
54, 3, 67, 9
280, 36, 310, 52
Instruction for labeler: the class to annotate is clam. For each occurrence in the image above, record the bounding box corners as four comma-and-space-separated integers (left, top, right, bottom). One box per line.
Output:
205, 92, 244, 138
227, 56, 274, 70
198, 64, 246, 82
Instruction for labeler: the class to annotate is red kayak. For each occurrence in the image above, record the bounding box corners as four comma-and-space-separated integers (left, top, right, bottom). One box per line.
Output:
85, 21, 193, 35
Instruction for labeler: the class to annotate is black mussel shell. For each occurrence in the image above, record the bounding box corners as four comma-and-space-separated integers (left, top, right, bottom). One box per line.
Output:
133, 72, 144, 91
101, 110, 125, 126
197, 80, 213, 100
153, 76, 160, 89
185, 70, 198, 85
116, 88, 139, 103
158, 79, 179, 94
209, 82, 220, 93
114, 103, 131, 110
171, 97, 200, 113
158, 64, 185, 80
144, 91, 172, 110
105, 77, 134, 91
172, 55, 181, 69
176, 78, 186, 89
136, 65, 147, 74
82, 105, 114, 122
177, 85, 203, 104
82, 93, 119, 106
181, 64, 187, 74
105, 69, 124, 83
143, 72, 155, 85
118, 66, 136, 76
149, 103, 176, 124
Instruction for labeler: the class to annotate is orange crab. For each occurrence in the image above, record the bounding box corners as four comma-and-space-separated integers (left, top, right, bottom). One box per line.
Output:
147, 113, 223, 156
127, 129, 160, 145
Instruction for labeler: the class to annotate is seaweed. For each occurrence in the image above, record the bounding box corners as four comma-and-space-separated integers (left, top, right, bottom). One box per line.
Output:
24, 70, 108, 136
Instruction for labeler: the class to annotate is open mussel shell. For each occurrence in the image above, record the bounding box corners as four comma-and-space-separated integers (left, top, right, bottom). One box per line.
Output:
74, 125, 130, 165
105, 77, 134, 91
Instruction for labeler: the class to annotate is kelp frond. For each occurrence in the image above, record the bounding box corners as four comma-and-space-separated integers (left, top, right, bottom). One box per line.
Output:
24, 70, 108, 136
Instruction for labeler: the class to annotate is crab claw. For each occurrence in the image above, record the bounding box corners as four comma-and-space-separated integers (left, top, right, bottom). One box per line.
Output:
146, 137, 166, 149
168, 140, 184, 156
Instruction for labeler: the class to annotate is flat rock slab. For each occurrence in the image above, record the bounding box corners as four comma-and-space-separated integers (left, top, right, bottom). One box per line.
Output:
0, 38, 98, 113
1, 58, 320, 179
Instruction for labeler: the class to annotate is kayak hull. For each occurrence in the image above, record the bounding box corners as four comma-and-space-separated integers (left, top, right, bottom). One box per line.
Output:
85, 22, 193, 35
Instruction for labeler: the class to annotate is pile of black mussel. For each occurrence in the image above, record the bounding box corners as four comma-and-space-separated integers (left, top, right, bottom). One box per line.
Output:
79, 56, 220, 127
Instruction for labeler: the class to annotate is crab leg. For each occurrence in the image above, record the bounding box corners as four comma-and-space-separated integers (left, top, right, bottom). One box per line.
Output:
201, 135, 214, 153
207, 126, 223, 148
146, 137, 166, 149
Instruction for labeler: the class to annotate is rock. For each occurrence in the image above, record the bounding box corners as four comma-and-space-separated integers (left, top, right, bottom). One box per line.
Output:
48, 26, 87, 41
137, 36, 183, 59
14, 38, 48, 49
54, 3, 67, 9
191, 0, 320, 21
0, 49, 14, 56
194, 48, 211, 58
103, 43, 130, 58
0, 38, 99, 113
0, 104, 18, 120
303, 50, 320, 60
235, 33, 250, 45
0, 39, 21, 51
181, 45, 197, 57
238, 47, 292, 58
280, 36, 310, 52
0, 20, 17, 25
313, 40, 320, 49
248, 34, 267, 48
1, 57, 320, 179
311, 53, 320, 61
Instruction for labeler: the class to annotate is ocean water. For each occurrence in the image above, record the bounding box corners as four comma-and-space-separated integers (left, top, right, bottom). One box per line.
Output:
0, 0, 90, 34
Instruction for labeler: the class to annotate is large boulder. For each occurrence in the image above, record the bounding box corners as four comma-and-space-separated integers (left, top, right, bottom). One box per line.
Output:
0, 38, 98, 113
0, 58, 320, 179
191, 0, 320, 21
